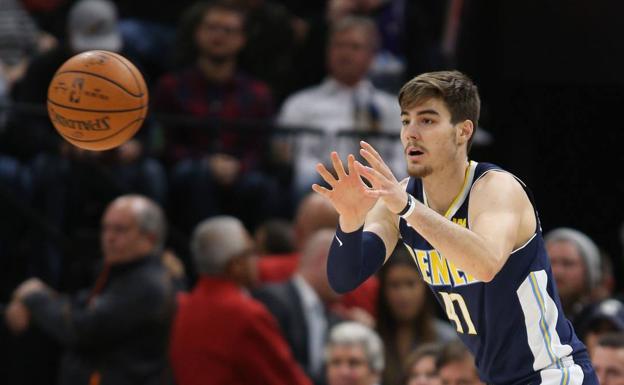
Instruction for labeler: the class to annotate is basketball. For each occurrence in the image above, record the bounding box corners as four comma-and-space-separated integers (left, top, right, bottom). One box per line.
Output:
47, 50, 148, 151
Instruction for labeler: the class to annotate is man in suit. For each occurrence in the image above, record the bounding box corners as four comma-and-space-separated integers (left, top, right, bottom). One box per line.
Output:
169, 215, 311, 385
254, 228, 344, 385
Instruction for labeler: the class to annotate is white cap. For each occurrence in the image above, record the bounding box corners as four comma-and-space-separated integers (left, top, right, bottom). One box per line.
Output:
68, 0, 122, 53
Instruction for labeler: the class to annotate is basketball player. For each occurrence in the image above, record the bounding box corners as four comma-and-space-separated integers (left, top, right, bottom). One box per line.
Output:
313, 71, 598, 385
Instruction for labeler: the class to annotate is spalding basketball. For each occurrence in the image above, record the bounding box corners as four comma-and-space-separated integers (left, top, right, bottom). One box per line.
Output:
47, 50, 148, 151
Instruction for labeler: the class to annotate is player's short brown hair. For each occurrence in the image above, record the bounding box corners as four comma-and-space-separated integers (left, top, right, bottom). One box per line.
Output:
398, 71, 481, 152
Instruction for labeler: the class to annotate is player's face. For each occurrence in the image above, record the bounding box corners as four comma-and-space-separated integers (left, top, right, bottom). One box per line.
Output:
439, 358, 484, 385
384, 265, 426, 322
195, 10, 245, 61
407, 355, 440, 385
592, 346, 624, 385
400, 98, 464, 178
328, 27, 375, 87
327, 344, 378, 385
101, 204, 152, 265
547, 240, 587, 302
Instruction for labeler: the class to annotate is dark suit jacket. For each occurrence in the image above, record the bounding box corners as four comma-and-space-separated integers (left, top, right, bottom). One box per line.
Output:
253, 278, 343, 385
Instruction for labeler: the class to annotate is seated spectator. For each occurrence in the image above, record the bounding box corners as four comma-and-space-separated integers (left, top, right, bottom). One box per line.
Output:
545, 227, 602, 328
4, 195, 177, 385
377, 243, 456, 385
254, 229, 347, 384
436, 341, 484, 385
169, 216, 311, 385
277, 16, 403, 198
325, 321, 385, 385
154, 0, 279, 233
591, 332, 624, 385
581, 298, 624, 356
404, 343, 442, 385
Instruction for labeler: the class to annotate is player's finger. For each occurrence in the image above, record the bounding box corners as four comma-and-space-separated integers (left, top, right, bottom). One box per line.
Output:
347, 154, 357, 175
360, 148, 395, 181
316, 163, 337, 187
355, 161, 386, 187
331, 152, 348, 179
311, 183, 331, 197
360, 141, 383, 161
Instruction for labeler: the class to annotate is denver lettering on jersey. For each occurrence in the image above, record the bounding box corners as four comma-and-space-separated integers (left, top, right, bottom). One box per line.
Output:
403, 218, 479, 287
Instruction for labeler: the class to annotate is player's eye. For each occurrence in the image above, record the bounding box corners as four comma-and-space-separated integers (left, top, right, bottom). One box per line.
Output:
401, 120, 410, 126
421, 118, 434, 125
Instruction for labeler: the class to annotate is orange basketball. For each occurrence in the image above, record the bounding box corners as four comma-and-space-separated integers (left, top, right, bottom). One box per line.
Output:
47, 50, 148, 151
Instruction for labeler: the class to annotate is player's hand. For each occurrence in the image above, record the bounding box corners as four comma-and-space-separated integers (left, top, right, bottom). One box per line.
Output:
312, 151, 378, 232
355, 141, 408, 214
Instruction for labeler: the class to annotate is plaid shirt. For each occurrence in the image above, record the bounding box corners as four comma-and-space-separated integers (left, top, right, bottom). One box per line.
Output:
153, 66, 274, 169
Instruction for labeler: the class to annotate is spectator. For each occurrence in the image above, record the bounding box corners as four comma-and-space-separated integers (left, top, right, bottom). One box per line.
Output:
545, 227, 602, 327
404, 343, 442, 385
591, 332, 624, 385
377, 243, 456, 385
325, 321, 385, 385
169, 215, 311, 385
254, 229, 345, 384
4, 195, 177, 385
581, 299, 624, 356
277, 15, 403, 198
436, 341, 484, 385
154, 0, 278, 233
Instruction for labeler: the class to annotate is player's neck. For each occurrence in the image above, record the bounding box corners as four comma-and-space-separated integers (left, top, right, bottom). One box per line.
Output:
197, 56, 236, 83
422, 157, 470, 216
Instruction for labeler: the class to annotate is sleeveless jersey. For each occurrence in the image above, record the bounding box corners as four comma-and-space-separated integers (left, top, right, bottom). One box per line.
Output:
399, 161, 588, 385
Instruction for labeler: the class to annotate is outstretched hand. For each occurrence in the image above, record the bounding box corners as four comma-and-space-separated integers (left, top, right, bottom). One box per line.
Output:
312, 151, 378, 232
354, 141, 408, 214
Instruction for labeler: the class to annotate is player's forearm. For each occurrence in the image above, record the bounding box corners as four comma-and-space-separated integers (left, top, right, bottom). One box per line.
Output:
405, 201, 504, 282
327, 226, 385, 293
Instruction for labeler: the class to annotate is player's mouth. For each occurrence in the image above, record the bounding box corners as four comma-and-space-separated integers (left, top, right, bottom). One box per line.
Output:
405, 146, 425, 161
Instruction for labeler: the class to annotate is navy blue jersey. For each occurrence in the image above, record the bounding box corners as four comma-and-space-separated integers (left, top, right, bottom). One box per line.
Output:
399, 161, 589, 385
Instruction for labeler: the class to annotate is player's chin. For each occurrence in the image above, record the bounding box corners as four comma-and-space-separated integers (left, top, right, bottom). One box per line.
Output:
406, 164, 433, 178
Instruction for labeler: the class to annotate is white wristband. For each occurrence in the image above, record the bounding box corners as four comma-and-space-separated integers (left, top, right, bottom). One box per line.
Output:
399, 194, 416, 219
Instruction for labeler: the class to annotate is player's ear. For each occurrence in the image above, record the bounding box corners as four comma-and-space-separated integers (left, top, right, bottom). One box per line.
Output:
456, 120, 474, 146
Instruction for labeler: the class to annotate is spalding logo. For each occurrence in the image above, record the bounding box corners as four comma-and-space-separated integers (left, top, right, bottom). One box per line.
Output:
50, 108, 111, 131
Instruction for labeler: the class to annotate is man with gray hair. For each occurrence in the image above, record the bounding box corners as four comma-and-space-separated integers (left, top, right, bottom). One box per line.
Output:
545, 227, 602, 325
325, 321, 384, 385
169, 216, 312, 385
4, 194, 176, 385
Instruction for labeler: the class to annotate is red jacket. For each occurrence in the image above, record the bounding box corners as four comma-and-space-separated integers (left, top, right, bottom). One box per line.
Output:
170, 277, 312, 385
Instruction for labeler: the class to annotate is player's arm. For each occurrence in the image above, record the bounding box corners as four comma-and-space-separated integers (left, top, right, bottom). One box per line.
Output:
404, 171, 534, 282
313, 153, 400, 293
356, 141, 535, 282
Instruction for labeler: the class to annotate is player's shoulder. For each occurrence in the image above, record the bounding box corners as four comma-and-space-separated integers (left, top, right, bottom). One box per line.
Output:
470, 168, 529, 209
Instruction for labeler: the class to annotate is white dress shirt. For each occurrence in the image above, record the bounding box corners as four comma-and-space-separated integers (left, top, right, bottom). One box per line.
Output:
293, 274, 327, 378
278, 78, 405, 194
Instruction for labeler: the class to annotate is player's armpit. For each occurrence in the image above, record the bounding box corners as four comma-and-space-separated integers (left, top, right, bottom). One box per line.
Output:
468, 171, 537, 275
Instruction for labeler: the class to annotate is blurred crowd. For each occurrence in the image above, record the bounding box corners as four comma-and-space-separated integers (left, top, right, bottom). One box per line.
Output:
0, 0, 623, 385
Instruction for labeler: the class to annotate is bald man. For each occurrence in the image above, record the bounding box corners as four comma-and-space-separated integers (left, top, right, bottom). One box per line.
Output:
5, 195, 176, 385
